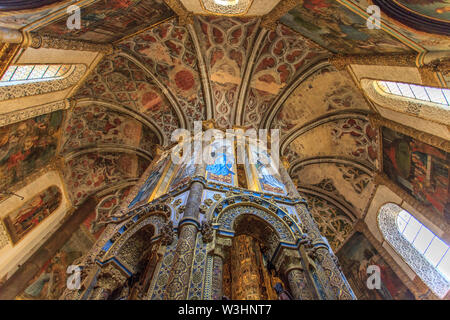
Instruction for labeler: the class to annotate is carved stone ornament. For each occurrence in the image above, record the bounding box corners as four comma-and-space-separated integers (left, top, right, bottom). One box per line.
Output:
160, 221, 175, 245
201, 221, 214, 243
213, 193, 223, 201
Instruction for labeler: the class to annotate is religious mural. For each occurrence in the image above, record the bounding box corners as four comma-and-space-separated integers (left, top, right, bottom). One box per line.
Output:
169, 154, 196, 191
15, 209, 104, 300
249, 145, 286, 195
206, 139, 235, 186
35, 0, 174, 43
128, 155, 169, 208
382, 127, 449, 221
337, 232, 415, 300
394, 0, 450, 21
0, 111, 63, 197
279, 0, 412, 54
2, 186, 62, 244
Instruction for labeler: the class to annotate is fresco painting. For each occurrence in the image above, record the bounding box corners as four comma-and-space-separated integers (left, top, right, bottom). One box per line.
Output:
279, 0, 412, 54
170, 154, 196, 191
15, 209, 104, 300
35, 0, 174, 43
206, 139, 235, 186
128, 156, 169, 208
382, 127, 449, 221
396, 0, 450, 21
249, 145, 286, 195
2, 186, 62, 244
337, 232, 415, 300
0, 111, 63, 198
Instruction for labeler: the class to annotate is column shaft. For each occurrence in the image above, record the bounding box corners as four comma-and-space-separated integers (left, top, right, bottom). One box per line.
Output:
164, 180, 204, 299
287, 269, 314, 300
211, 255, 223, 300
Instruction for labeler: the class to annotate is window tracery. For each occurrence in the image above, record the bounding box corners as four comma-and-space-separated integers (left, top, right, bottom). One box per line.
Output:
0, 64, 86, 101
378, 203, 450, 298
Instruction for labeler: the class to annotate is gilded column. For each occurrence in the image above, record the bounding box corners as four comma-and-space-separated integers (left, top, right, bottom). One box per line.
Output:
163, 161, 205, 299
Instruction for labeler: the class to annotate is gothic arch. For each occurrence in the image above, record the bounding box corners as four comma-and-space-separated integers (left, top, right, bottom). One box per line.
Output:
280, 110, 369, 155
117, 51, 189, 131
259, 60, 331, 130
98, 204, 171, 267
73, 99, 166, 147
213, 197, 298, 244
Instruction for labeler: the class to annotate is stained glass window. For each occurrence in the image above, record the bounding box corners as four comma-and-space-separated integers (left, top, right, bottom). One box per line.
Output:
0, 64, 71, 86
377, 81, 450, 108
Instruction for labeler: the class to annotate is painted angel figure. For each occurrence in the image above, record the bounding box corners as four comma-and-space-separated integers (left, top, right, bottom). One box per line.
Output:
254, 152, 285, 190
206, 151, 234, 177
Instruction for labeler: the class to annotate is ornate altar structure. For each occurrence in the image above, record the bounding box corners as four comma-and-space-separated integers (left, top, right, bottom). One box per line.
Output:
61, 123, 356, 300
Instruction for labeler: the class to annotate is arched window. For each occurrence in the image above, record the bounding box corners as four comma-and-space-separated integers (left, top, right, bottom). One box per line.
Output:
0, 64, 86, 101
376, 81, 450, 108
378, 203, 450, 298
0, 64, 71, 86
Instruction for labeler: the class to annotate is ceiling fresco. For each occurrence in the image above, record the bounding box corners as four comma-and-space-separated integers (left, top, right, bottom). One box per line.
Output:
33, 0, 174, 43
0, 0, 447, 254
279, 0, 413, 54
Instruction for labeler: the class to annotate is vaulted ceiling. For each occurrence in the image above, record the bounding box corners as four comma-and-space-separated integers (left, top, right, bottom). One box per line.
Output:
1, 0, 449, 250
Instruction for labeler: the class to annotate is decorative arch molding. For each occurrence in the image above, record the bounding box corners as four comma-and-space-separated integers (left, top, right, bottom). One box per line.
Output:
73, 99, 166, 146
288, 156, 375, 177
280, 110, 370, 155
187, 23, 213, 120
0, 64, 86, 101
117, 51, 189, 131
62, 144, 153, 163
211, 195, 301, 243
0, 99, 70, 128
298, 186, 358, 222
259, 60, 331, 130
97, 204, 171, 262
233, 25, 266, 125
361, 79, 450, 127
0, 0, 65, 11
378, 203, 450, 298
372, 0, 450, 36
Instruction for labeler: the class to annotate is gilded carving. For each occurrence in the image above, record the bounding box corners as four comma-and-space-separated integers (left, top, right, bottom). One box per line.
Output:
161, 221, 175, 246
201, 221, 214, 243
